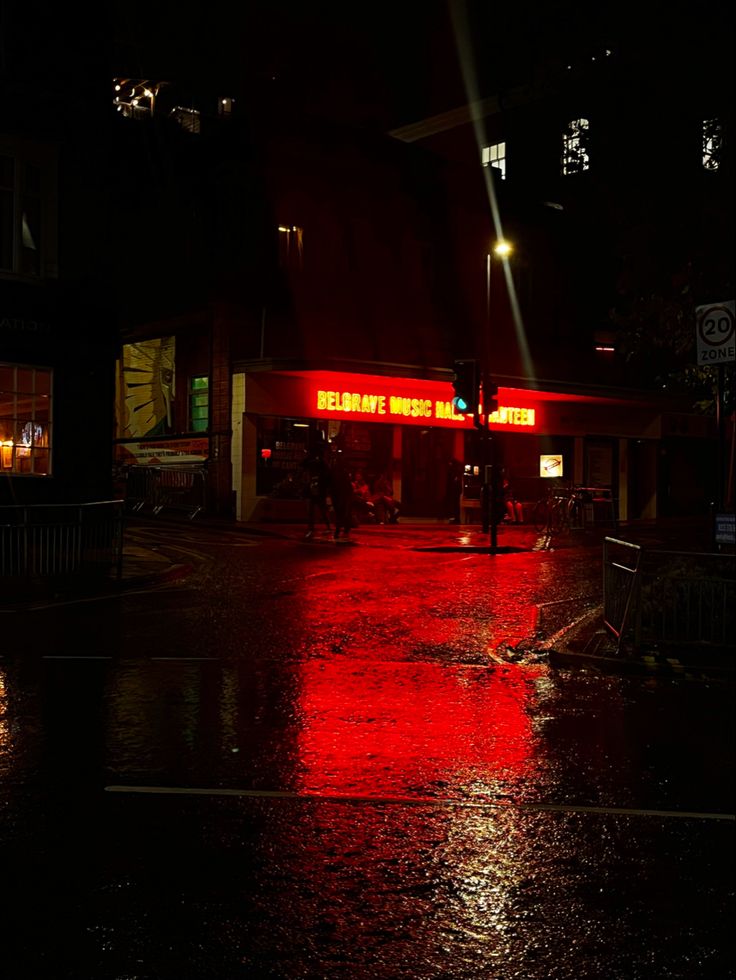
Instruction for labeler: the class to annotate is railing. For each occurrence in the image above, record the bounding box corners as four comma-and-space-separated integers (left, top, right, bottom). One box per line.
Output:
603, 537, 735, 655
125, 465, 206, 519
0, 501, 124, 580
634, 549, 735, 651
603, 537, 642, 648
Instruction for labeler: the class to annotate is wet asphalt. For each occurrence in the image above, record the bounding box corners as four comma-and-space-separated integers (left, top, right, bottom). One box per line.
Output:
0, 514, 733, 979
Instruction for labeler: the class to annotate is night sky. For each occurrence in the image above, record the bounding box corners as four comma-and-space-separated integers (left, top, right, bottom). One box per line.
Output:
109, 1, 733, 130
111, 1, 699, 128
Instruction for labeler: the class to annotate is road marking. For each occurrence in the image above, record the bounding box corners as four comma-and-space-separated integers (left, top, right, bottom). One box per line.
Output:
104, 785, 734, 822
42, 656, 112, 662
150, 657, 219, 662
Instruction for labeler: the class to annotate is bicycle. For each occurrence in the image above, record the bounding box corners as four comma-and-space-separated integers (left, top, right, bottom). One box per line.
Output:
533, 487, 580, 535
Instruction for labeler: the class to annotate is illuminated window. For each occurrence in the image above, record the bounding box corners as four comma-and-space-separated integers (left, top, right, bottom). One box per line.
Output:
0, 363, 52, 475
561, 118, 590, 175
256, 416, 313, 497
0, 147, 50, 278
481, 141, 506, 179
218, 97, 235, 117
171, 106, 201, 134
189, 376, 209, 432
702, 118, 722, 171
277, 224, 304, 270
112, 78, 165, 119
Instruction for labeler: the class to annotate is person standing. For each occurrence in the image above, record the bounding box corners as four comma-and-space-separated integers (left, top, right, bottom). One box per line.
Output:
444, 458, 463, 523
302, 446, 332, 539
329, 451, 355, 541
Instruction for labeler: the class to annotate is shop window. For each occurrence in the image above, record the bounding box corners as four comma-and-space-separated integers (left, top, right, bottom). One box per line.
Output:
257, 416, 315, 497
0, 363, 52, 475
189, 375, 209, 432
481, 141, 506, 179
561, 118, 591, 175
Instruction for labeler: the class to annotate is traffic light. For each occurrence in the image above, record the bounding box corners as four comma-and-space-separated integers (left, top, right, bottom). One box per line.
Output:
483, 379, 499, 415
451, 359, 479, 415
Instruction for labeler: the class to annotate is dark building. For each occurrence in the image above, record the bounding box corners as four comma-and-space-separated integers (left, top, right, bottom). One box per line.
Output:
388, 15, 734, 518
1, 4, 116, 506
110, 9, 732, 524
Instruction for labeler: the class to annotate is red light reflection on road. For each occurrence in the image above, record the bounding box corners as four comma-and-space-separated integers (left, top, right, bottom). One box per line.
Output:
295, 660, 543, 800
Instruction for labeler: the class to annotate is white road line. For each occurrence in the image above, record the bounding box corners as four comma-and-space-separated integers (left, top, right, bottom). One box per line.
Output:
104, 785, 735, 822
151, 657, 219, 662
44, 655, 112, 660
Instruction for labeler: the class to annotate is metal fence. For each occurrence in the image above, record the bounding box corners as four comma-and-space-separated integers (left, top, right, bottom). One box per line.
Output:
604, 536, 735, 654
125, 465, 206, 519
634, 549, 735, 651
602, 537, 642, 646
0, 501, 124, 580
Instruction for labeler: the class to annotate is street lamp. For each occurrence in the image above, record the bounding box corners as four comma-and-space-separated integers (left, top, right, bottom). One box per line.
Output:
483, 239, 514, 552
486, 239, 514, 321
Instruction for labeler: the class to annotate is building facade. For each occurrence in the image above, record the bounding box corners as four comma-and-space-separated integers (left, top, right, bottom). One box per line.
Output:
1, 7, 115, 507
111, 24, 729, 524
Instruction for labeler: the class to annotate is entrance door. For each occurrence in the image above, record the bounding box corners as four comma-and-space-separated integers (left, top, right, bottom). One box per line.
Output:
401, 427, 456, 519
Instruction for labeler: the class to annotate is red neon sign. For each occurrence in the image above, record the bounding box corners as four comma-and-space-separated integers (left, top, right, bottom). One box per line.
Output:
313, 383, 536, 430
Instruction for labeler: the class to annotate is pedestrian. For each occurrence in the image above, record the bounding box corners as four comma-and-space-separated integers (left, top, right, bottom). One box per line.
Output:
444, 458, 463, 523
329, 451, 355, 541
502, 473, 524, 523
302, 445, 332, 539
371, 471, 400, 524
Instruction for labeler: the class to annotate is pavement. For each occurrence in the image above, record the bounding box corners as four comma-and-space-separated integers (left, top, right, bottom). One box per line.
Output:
5, 512, 732, 678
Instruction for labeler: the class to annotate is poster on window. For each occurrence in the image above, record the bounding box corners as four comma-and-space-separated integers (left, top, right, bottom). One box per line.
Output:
116, 337, 176, 438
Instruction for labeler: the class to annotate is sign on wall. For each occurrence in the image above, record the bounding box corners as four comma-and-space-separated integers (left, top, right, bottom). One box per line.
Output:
540, 455, 563, 478
313, 384, 537, 430
696, 302, 735, 365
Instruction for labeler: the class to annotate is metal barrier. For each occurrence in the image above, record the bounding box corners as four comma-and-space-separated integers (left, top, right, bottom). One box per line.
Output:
634, 549, 735, 651
0, 501, 124, 580
604, 537, 735, 654
603, 537, 642, 647
125, 465, 206, 519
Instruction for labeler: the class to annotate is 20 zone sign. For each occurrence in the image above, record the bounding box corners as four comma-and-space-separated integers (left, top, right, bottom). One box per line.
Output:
696, 302, 735, 364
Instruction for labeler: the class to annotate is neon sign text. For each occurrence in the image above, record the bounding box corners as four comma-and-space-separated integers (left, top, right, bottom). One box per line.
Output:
316, 389, 535, 427
487, 407, 536, 426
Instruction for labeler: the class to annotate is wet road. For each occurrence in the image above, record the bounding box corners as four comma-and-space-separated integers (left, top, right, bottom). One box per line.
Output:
1, 524, 733, 978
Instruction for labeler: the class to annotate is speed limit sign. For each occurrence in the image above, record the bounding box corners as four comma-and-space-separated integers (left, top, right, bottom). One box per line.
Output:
696, 301, 735, 364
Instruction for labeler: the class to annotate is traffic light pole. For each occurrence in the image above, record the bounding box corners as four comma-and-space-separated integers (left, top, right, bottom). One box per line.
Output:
489, 430, 498, 555
477, 373, 499, 554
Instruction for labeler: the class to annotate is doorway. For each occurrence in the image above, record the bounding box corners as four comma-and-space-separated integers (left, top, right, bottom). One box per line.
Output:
401, 427, 456, 518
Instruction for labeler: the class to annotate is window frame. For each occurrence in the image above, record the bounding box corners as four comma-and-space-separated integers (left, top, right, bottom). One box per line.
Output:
189, 375, 210, 433
561, 118, 591, 176
0, 137, 57, 281
481, 141, 507, 180
0, 361, 53, 477
702, 118, 723, 172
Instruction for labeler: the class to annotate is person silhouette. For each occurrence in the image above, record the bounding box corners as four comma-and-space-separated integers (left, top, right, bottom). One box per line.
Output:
302, 445, 332, 538
329, 450, 354, 541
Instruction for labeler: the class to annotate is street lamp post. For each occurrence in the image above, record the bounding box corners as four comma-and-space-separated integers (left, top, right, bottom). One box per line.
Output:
484, 240, 513, 554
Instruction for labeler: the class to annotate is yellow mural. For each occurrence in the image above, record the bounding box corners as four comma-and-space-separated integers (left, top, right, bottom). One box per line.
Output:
117, 337, 175, 438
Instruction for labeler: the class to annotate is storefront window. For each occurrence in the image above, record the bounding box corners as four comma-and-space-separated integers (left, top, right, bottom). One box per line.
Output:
189, 375, 209, 432
0, 362, 52, 475
256, 417, 315, 497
